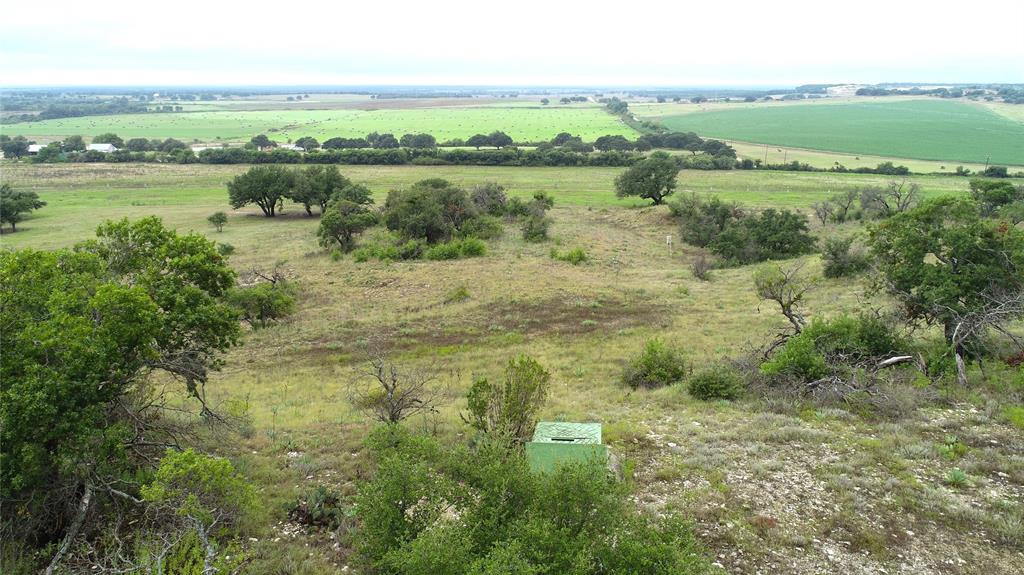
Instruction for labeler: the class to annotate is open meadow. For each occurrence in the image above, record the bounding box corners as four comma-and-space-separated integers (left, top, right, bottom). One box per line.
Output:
3, 162, 1022, 574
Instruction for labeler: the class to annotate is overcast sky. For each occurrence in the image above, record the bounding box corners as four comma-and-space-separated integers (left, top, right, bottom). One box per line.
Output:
2, 0, 1022, 87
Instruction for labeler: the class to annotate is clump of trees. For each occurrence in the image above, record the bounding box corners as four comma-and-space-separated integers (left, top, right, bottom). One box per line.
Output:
813, 181, 919, 224
227, 164, 353, 217
466, 131, 513, 149
670, 194, 816, 265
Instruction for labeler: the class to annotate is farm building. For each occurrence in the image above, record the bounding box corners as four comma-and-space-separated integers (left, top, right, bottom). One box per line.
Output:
27, 144, 44, 155
525, 422, 608, 473
87, 143, 118, 153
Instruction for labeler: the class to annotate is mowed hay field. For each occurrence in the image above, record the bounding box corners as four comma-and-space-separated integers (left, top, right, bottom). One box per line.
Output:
645, 99, 1024, 167
1, 105, 638, 144
3, 163, 1022, 574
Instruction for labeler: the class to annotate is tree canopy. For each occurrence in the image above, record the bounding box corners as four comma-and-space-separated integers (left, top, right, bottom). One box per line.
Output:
868, 196, 1024, 346
1, 217, 240, 546
227, 165, 296, 216
614, 152, 680, 205
0, 184, 46, 231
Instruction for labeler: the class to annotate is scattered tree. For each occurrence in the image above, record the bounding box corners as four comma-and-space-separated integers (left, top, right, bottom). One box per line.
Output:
93, 133, 124, 148
294, 136, 320, 151
614, 152, 680, 205
0, 184, 46, 231
207, 211, 228, 232
318, 200, 377, 252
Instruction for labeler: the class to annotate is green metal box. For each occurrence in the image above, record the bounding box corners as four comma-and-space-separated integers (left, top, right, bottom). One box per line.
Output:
526, 422, 608, 473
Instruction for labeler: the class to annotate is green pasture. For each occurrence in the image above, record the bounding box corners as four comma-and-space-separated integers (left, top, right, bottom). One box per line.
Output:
648, 99, 1024, 166
0, 163, 969, 250
0, 106, 637, 144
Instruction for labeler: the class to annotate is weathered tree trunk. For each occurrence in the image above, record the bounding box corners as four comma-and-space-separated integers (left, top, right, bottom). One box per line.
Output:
45, 484, 93, 575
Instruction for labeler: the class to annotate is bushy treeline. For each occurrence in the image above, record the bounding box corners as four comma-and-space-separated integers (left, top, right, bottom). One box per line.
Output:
855, 84, 1024, 104
1, 97, 150, 123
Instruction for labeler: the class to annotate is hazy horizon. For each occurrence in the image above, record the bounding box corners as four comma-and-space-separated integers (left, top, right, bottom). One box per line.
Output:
2, 0, 1021, 87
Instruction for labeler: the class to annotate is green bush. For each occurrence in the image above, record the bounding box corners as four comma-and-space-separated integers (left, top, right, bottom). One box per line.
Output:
464, 355, 551, 443
424, 238, 487, 260
550, 247, 588, 265
688, 368, 745, 400
822, 236, 870, 278
458, 215, 504, 239
216, 242, 235, 256
622, 339, 688, 389
353, 238, 426, 262
521, 214, 550, 242
354, 426, 712, 575
470, 182, 509, 216
761, 315, 905, 382
225, 282, 296, 329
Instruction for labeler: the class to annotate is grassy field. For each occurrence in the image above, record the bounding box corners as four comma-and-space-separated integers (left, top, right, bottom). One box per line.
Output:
642, 99, 1024, 166
2, 163, 1021, 574
0, 163, 972, 250
0, 105, 636, 144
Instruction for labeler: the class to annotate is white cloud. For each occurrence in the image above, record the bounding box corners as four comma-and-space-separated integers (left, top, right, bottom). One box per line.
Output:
2, 0, 1022, 86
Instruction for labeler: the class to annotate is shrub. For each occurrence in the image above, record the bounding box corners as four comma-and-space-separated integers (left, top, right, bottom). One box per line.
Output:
688, 368, 745, 400
463, 355, 551, 443
207, 211, 228, 232
761, 315, 905, 383
424, 238, 487, 260
521, 214, 550, 242
216, 242, 235, 256
445, 285, 471, 304
470, 182, 509, 216
354, 426, 713, 575
226, 283, 296, 328
550, 247, 587, 265
622, 339, 688, 389
822, 236, 870, 278
711, 208, 816, 265
352, 238, 426, 262
458, 215, 504, 240
690, 253, 713, 280
669, 193, 743, 248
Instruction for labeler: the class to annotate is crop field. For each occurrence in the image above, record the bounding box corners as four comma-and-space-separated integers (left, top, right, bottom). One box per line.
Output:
0, 104, 637, 144
644, 99, 1024, 166
3, 162, 1021, 574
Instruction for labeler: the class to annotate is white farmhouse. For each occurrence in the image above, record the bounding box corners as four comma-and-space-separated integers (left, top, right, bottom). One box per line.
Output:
87, 143, 118, 153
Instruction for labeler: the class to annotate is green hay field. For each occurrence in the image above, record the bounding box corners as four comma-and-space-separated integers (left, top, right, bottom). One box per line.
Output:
0, 105, 638, 144
649, 99, 1024, 166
